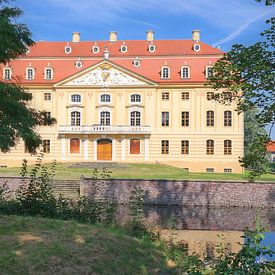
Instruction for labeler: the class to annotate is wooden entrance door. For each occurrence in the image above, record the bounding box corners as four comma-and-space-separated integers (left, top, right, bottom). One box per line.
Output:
70, 138, 80, 154
97, 139, 112, 160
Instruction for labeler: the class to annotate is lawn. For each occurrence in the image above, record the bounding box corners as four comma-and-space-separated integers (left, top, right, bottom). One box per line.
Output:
0, 162, 275, 182
0, 215, 172, 274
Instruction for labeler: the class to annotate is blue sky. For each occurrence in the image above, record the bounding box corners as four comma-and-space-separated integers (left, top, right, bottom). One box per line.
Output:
15, 0, 275, 138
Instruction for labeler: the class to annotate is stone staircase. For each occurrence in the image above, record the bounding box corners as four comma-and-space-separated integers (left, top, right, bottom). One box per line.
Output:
52, 180, 80, 200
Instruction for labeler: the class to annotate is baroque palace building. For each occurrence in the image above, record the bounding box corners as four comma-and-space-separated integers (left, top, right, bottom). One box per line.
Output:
0, 30, 244, 173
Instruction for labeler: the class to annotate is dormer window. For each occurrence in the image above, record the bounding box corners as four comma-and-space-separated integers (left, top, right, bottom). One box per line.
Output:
3, 68, 11, 80
64, 45, 72, 54
181, 66, 190, 79
130, 94, 141, 103
75, 60, 83, 69
120, 43, 128, 53
26, 68, 34, 80
92, 45, 99, 54
100, 94, 111, 103
161, 66, 170, 79
133, 58, 141, 68
206, 66, 213, 78
45, 68, 53, 80
148, 44, 156, 53
193, 43, 201, 52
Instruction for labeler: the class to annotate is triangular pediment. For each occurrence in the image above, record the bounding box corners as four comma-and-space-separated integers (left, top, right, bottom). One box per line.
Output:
55, 61, 157, 87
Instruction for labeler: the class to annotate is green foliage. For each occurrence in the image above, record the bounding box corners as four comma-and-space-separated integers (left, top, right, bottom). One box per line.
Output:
129, 186, 144, 221
255, 0, 275, 6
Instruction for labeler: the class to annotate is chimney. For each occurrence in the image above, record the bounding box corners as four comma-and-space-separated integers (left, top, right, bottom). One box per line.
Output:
109, 31, 117, 42
72, 32, 80, 43
192, 30, 200, 41
146, 30, 154, 42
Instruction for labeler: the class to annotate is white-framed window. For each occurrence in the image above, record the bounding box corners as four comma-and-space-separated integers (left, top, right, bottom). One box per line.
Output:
120, 44, 128, 53
71, 94, 82, 103
3, 68, 11, 80
130, 94, 141, 103
26, 68, 34, 80
100, 94, 111, 103
206, 66, 213, 78
45, 68, 53, 80
75, 61, 83, 69
148, 44, 156, 53
100, 111, 111, 125
161, 67, 170, 79
92, 45, 100, 54
181, 66, 190, 79
130, 111, 141, 126
64, 45, 72, 54
71, 111, 81, 126
133, 58, 141, 68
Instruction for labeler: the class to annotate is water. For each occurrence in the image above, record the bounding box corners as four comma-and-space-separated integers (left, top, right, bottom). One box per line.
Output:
116, 205, 275, 260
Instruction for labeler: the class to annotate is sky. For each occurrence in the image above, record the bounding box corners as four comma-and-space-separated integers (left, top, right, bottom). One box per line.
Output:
14, 0, 275, 138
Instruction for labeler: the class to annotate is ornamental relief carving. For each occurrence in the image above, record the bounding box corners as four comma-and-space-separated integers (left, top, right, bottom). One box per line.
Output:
64, 67, 147, 86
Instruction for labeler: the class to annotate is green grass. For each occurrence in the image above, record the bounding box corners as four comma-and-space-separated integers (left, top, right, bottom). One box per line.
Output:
0, 215, 172, 274
0, 162, 275, 182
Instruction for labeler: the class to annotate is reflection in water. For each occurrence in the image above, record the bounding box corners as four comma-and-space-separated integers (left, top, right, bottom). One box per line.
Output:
116, 206, 275, 257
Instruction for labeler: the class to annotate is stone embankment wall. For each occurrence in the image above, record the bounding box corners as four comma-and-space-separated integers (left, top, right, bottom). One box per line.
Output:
1, 176, 274, 207
80, 178, 275, 208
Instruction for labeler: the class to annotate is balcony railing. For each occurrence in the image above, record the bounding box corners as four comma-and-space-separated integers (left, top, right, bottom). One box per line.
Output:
59, 125, 151, 134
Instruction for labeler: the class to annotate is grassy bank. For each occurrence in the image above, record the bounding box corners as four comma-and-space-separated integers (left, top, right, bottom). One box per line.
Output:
0, 162, 275, 182
0, 215, 172, 274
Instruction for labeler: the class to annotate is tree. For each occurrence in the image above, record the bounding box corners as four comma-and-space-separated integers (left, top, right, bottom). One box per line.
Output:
0, 0, 55, 153
208, 1, 274, 181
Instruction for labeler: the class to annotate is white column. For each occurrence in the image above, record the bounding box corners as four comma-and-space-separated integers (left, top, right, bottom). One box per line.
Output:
112, 139, 116, 161
145, 136, 149, 161
83, 136, 88, 161
121, 136, 126, 161
93, 139, 97, 161
61, 135, 66, 160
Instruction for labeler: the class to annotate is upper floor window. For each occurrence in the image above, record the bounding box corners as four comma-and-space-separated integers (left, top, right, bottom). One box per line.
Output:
130, 94, 141, 103
3, 68, 11, 80
206, 139, 214, 155
161, 67, 170, 79
162, 92, 169, 100
100, 111, 111, 125
43, 112, 51, 126
26, 68, 34, 80
181, 67, 190, 79
44, 93, 51, 101
71, 94, 81, 103
45, 68, 53, 80
206, 110, 214, 126
182, 92, 189, 100
224, 140, 232, 155
130, 111, 141, 126
181, 112, 189, 126
206, 66, 213, 78
224, 111, 232, 126
71, 111, 81, 126
100, 94, 111, 103
162, 112, 169, 126
207, 92, 214, 100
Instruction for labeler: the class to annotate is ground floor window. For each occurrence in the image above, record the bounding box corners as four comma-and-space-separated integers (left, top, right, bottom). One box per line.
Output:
130, 139, 140, 154
161, 140, 169, 154
70, 138, 80, 154
42, 140, 50, 154
181, 140, 189, 154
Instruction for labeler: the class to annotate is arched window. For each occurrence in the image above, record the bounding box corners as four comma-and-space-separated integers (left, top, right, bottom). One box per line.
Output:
161, 67, 170, 79
45, 68, 53, 80
71, 94, 81, 103
206, 139, 214, 155
224, 140, 232, 155
100, 94, 111, 103
206, 110, 214, 126
26, 68, 34, 80
181, 67, 190, 78
130, 94, 141, 103
71, 111, 81, 126
130, 111, 141, 126
100, 111, 111, 125
130, 139, 140, 154
3, 68, 11, 80
206, 66, 213, 78
224, 111, 232, 126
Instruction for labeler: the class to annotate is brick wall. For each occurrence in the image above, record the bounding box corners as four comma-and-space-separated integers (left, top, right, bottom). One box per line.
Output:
80, 178, 275, 208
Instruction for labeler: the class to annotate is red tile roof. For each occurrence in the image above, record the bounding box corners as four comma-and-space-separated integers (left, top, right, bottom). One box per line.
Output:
267, 141, 275, 153
1, 39, 224, 85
